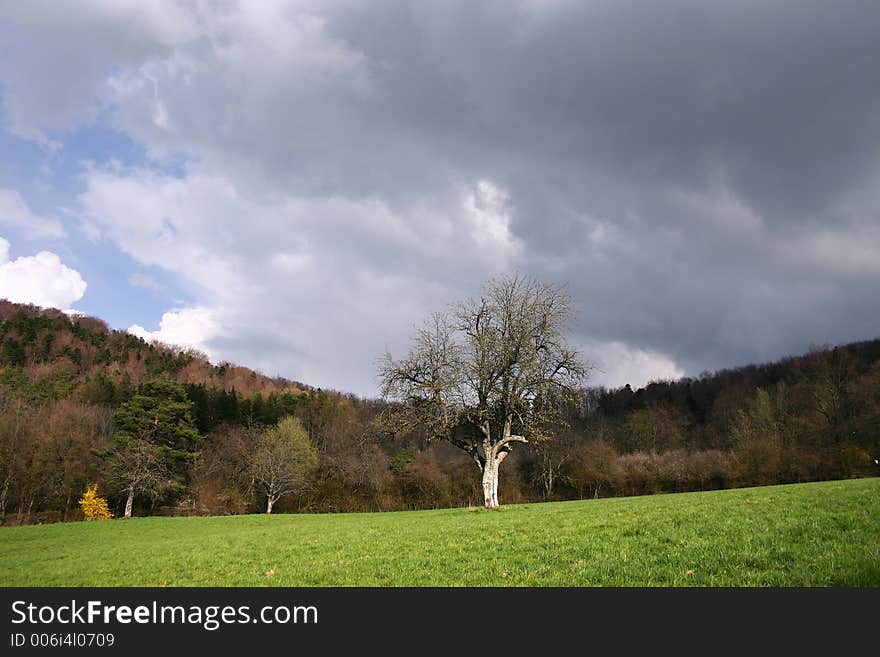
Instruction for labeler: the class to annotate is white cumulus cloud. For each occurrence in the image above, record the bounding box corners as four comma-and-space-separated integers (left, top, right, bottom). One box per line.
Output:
586, 340, 685, 390
0, 237, 87, 309
128, 307, 218, 358
77, 165, 516, 393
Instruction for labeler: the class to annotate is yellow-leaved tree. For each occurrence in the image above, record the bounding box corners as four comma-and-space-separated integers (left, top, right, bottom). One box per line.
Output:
79, 484, 112, 521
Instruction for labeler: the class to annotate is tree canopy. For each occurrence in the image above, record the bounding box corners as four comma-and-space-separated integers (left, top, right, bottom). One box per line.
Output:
380, 275, 589, 508
250, 417, 318, 513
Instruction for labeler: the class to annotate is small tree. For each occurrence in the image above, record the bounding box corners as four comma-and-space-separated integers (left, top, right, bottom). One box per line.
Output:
380, 275, 589, 509
79, 483, 112, 520
249, 417, 318, 513
531, 431, 578, 499
106, 439, 172, 518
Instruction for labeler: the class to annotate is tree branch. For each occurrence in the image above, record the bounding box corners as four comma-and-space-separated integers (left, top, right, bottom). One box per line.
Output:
497, 433, 528, 449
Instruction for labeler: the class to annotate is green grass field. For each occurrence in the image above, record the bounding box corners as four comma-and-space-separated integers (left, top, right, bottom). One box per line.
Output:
1, 478, 878, 586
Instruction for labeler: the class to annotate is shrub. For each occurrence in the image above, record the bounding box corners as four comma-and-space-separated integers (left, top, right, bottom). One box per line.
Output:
79, 484, 112, 521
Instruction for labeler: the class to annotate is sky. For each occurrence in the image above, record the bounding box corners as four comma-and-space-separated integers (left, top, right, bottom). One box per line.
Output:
1, 0, 879, 397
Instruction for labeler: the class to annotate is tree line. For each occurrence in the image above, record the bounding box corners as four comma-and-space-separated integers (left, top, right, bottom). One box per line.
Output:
0, 298, 877, 523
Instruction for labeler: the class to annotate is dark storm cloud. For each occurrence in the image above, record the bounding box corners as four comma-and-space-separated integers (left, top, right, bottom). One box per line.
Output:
317, 2, 879, 205
314, 0, 880, 377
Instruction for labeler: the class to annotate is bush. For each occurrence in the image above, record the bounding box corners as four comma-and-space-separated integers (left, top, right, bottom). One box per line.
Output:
79, 484, 112, 521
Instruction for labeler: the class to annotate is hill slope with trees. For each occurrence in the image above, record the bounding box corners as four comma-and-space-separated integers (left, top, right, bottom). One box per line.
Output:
0, 300, 877, 523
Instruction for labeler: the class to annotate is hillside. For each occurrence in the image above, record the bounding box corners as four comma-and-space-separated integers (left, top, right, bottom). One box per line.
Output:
0, 300, 309, 401
0, 299, 878, 523
1, 478, 877, 586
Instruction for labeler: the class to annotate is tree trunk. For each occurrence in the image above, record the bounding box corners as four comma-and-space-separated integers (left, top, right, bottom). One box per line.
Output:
481, 456, 502, 509
481, 461, 495, 509
266, 496, 274, 514
543, 459, 554, 499
124, 486, 134, 518
0, 471, 9, 517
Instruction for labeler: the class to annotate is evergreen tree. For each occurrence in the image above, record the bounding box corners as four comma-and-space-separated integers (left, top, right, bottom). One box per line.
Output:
111, 380, 202, 497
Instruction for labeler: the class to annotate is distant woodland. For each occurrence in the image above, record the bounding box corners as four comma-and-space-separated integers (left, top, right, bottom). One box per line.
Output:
0, 300, 877, 523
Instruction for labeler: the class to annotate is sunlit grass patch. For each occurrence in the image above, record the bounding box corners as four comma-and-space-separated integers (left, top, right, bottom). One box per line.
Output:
1, 478, 877, 586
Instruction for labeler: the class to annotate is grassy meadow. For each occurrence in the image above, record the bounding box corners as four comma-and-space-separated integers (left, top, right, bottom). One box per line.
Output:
1, 477, 878, 586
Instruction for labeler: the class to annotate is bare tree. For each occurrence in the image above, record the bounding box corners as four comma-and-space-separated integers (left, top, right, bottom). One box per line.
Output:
805, 346, 856, 434
191, 425, 258, 513
532, 431, 578, 499
249, 417, 318, 513
106, 439, 171, 518
380, 275, 589, 509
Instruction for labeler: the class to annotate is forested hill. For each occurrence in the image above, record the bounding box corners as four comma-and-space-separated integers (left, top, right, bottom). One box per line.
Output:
0, 300, 309, 420
1, 298, 878, 522
591, 337, 880, 444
